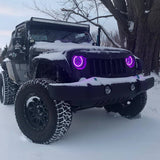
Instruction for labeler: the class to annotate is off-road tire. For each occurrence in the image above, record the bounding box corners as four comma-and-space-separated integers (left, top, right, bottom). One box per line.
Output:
0, 70, 18, 105
15, 79, 72, 144
105, 92, 147, 118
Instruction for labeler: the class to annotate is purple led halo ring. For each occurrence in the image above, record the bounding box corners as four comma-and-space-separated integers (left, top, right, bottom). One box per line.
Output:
73, 56, 83, 68
72, 56, 87, 70
125, 56, 135, 68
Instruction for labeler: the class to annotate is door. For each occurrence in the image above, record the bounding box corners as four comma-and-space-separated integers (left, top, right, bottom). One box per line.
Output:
6, 26, 29, 83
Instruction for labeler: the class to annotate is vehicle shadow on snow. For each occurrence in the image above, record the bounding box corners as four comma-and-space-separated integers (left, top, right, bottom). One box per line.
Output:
54, 108, 160, 147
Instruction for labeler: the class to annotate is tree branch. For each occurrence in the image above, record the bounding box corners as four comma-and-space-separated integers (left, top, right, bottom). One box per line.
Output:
32, 0, 61, 20
93, 0, 100, 24
100, 0, 129, 34
62, 8, 121, 47
77, 15, 113, 23
72, 0, 88, 17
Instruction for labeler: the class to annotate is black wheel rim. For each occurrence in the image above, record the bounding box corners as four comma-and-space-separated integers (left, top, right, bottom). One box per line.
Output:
24, 95, 49, 131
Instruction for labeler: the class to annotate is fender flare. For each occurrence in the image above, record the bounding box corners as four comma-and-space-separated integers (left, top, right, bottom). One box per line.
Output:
31, 58, 72, 79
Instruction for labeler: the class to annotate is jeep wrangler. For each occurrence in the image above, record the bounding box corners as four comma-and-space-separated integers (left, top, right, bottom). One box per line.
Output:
0, 17, 154, 144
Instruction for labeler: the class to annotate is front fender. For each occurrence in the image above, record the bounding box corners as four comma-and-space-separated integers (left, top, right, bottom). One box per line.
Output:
31, 58, 73, 80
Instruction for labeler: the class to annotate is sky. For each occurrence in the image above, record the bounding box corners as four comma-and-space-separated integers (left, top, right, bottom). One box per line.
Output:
0, 0, 117, 50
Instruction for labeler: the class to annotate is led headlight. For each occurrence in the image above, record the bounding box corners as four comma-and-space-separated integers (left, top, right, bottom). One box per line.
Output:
125, 56, 135, 68
72, 56, 87, 70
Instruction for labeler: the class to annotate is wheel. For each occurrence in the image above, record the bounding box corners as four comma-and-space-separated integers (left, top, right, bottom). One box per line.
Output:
104, 92, 147, 118
0, 70, 18, 105
15, 79, 72, 144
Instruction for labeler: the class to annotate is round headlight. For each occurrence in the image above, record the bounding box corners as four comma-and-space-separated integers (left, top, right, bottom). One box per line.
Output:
125, 56, 135, 68
72, 56, 87, 70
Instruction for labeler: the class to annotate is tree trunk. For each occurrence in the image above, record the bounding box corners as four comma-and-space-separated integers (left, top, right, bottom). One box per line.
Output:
101, 0, 160, 75
127, 20, 160, 75
126, 0, 160, 75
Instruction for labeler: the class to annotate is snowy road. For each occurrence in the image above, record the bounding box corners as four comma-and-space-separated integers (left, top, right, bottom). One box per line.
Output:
0, 85, 160, 160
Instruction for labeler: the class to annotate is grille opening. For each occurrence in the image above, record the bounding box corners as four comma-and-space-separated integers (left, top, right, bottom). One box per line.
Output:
89, 58, 128, 77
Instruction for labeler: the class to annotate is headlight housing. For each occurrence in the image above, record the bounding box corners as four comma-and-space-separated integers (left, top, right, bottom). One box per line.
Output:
135, 58, 143, 73
125, 56, 135, 68
72, 56, 87, 70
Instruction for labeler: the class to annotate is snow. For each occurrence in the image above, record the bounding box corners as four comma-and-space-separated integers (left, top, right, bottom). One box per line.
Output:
33, 41, 92, 52
0, 84, 160, 160
34, 52, 67, 61
3, 58, 10, 62
0, 65, 4, 72
50, 75, 151, 87
33, 41, 127, 53
32, 41, 129, 61
128, 21, 134, 32
145, 10, 150, 14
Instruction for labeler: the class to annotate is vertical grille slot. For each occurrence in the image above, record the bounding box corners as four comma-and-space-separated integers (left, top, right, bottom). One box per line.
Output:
101, 60, 106, 75
105, 59, 111, 75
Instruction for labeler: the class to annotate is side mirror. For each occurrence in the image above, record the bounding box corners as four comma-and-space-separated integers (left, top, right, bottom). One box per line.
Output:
13, 37, 23, 46
13, 37, 23, 51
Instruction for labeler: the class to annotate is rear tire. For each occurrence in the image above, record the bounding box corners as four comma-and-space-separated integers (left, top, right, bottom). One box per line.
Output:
0, 71, 18, 105
15, 79, 72, 144
104, 92, 147, 118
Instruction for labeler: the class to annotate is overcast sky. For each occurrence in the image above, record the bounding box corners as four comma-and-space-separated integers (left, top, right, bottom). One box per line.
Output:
0, 0, 117, 49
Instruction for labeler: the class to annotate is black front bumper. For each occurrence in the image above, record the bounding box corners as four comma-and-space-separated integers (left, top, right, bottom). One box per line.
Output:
48, 76, 154, 108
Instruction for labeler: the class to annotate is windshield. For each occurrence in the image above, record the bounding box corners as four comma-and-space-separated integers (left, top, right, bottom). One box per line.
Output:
30, 28, 92, 44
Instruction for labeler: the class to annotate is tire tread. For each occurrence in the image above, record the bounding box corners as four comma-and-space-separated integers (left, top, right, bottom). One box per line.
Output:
15, 79, 72, 144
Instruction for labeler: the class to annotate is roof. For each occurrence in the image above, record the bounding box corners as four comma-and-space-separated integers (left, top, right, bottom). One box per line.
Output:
15, 17, 90, 31
30, 17, 90, 29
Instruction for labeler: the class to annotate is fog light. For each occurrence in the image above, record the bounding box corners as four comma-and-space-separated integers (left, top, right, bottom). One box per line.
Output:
105, 86, 111, 95
130, 84, 136, 91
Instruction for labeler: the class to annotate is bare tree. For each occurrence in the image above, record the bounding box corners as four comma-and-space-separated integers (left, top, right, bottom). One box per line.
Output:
101, 0, 160, 75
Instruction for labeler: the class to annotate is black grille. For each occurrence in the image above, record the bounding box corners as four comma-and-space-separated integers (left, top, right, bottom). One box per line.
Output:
89, 58, 127, 77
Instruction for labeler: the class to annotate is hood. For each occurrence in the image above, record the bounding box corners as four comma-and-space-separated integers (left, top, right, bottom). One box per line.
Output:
32, 41, 130, 61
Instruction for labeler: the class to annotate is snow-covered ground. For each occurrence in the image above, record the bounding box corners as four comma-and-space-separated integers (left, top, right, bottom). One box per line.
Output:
0, 83, 160, 160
